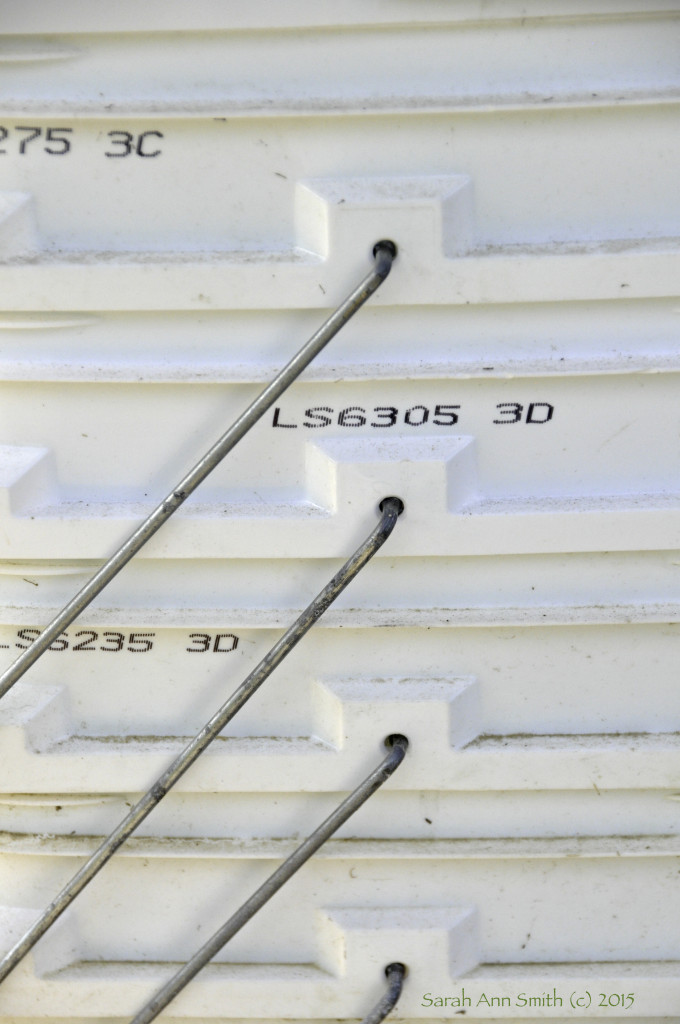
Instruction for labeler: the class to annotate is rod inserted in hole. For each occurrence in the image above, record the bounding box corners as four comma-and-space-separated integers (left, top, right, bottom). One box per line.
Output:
0, 241, 397, 700
130, 737, 409, 1024
0, 497, 404, 986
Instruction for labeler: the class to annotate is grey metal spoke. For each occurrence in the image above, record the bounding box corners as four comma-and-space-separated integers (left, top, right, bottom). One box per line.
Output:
0, 497, 404, 986
129, 736, 409, 1024
0, 241, 397, 701
360, 962, 407, 1024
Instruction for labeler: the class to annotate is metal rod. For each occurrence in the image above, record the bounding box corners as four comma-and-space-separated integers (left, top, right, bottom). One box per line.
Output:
0, 497, 403, 986
129, 736, 408, 1024
360, 963, 407, 1024
0, 242, 396, 702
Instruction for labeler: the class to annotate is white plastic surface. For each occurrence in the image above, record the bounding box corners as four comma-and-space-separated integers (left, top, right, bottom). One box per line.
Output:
0, 4, 678, 1022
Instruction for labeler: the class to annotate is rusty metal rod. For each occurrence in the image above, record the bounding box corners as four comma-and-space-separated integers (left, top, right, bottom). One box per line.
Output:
361, 963, 407, 1024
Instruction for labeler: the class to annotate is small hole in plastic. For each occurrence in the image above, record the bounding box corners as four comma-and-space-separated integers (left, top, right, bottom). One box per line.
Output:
373, 239, 398, 259
385, 961, 407, 978
379, 496, 405, 516
385, 733, 409, 750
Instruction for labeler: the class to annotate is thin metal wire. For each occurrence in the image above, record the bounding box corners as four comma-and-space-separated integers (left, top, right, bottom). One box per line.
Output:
0, 497, 403, 986
129, 736, 408, 1024
360, 963, 407, 1024
0, 242, 396, 702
